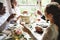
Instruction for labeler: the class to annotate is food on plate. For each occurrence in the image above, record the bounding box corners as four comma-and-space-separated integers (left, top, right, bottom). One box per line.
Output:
35, 27, 43, 34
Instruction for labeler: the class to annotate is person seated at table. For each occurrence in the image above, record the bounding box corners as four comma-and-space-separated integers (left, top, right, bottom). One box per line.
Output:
0, 2, 6, 33
42, 2, 60, 40
21, 2, 60, 40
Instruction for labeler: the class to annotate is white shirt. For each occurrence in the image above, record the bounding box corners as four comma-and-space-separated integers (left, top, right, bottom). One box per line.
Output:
0, 13, 10, 26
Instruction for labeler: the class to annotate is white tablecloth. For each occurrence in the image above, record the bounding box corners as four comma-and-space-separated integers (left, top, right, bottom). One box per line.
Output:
24, 22, 49, 40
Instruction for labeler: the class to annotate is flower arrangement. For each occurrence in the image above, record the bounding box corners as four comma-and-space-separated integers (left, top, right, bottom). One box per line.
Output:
12, 28, 24, 40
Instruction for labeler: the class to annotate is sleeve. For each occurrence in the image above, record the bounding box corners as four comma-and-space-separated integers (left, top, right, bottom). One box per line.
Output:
0, 13, 10, 26
42, 27, 53, 40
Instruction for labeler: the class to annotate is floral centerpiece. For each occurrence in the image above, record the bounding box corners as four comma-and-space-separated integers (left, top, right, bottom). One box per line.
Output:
12, 28, 23, 40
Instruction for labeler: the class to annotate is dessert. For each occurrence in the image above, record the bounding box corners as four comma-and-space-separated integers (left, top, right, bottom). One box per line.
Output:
35, 27, 43, 34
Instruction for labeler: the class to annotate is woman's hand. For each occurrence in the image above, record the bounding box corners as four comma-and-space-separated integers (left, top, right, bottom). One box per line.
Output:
21, 24, 37, 40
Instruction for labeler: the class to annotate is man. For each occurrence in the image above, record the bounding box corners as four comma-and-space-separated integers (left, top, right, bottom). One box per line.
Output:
0, 2, 9, 33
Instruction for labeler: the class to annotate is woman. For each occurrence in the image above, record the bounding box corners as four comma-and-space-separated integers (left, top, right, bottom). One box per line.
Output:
20, 2, 60, 40
42, 2, 60, 40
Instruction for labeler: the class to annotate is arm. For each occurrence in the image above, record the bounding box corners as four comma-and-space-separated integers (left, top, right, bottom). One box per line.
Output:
22, 25, 37, 40
42, 27, 53, 40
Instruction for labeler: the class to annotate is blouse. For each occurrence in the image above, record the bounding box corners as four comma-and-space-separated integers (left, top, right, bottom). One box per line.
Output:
42, 24, 59, 40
